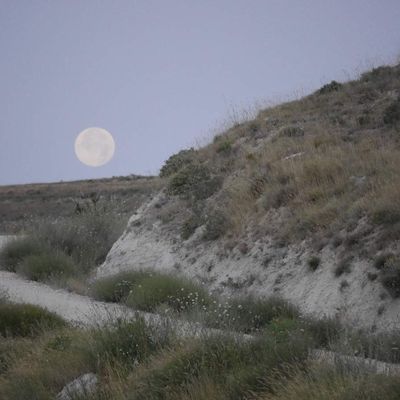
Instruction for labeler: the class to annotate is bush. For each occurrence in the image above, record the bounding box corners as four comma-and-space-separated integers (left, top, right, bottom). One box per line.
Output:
159, 148, 195, 177
301, 316, 343, 348
87, 317, 171, 370
317, 80, 342, 95
125, 274, 211, 313
17, 252, 76, 283
128, 331, 310, 400
90, 270, 152, 302
37, 210, 124, 272
202, 210, 230, 240
167, 164, 221, 200
206, 296, 300, 333
279, 125, 304, 137
0, 303, 66, 337
380, 257, 400, 298
216, 140, 233, 155
308, 256, 320, 271
374, 253, 394, 270
181, 213, 203, 240
383, 96, 400, 127
334, 258, 352, 277
0, 237, 45, 272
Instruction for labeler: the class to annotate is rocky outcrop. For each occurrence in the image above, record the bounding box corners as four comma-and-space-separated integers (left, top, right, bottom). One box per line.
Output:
96, 191, 400, 333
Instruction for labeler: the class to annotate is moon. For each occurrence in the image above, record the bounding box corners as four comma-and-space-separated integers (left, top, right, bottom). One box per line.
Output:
75, 127, 115, 167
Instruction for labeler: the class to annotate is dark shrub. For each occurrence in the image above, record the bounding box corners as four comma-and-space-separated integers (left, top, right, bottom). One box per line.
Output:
383, 97, 400, 127
87, 317, 170, 370
167, 164, 221, 200
317, 80, 342, 95
18, 252, 76, 282
0, 303, 66, 337
159, 148, 195, 177
308, 256, 320, 271
374, 253, 394, 270
125, 274, 210, 313
203, 209, 230, 240
380, 258, 400, 298
302, 316, 343, 347
206, 296, 300, 333
0, 237, 45, 272
181, 213, 203, 240
279, 125, 304, 137
90, 270, 151, 302
334, 258, 352, 277
216, 140, 233, 155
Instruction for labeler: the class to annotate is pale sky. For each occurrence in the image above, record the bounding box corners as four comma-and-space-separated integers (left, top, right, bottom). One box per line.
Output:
1, 0, 399, 184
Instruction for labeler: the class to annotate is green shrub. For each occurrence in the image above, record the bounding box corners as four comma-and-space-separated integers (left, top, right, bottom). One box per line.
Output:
279, 125, 304, 137
159, 148, 195, 178
167, 164, 221, 200
202, 210, 230, 240
87, 317, 170, 370
128, 332, 310, 400
206, 296, 300, 333
90, 270, 151, 302
125, 274, 211, 313
308, 256, 320, 271
37, 210, 123, 272
17, 252, 76, 283
0, 303, 66, 337
383, 96, 400, 126
334, 258, 352, 277
301, 316, 343, 348
317, 80, 342, 95
216, 140, 233, 155
380, 257, 400, 298
374, 253, 394, 270
181, 213, 203, 240
0, 237, 45, 272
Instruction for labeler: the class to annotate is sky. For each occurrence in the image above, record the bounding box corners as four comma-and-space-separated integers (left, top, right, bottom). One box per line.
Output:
0, 1, 399, 185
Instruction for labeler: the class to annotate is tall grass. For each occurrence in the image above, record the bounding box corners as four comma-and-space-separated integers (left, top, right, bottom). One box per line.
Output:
0, 303, 66, 337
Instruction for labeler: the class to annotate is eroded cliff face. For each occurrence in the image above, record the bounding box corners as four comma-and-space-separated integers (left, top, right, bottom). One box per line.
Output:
97, 190, 400, 333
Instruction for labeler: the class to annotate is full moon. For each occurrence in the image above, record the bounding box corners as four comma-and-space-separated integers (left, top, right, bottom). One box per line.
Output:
75, 127, 115, 167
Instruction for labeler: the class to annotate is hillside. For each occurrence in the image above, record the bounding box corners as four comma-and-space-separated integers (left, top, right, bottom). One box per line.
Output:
98, 64, 400, 332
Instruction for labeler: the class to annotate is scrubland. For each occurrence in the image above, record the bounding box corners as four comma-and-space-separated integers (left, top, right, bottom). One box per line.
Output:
1, 63, 400, 398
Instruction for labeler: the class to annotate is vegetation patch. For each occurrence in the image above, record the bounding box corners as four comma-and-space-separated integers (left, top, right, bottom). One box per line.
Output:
0, 237, 46, 272
86, 317, 171, 370
0, 303, 66, 337
334, 258, 352, 277
18, 252, 76, 283
167, 163, 222, 200
380, 257, 400, 298
202, 209, 230, 240
159, 148, 195, 177
125, 274, 211, 313
383, 96, 400, 127
308, 256, 320, 271
317, 80, 342, 94
90, 270, 152, 302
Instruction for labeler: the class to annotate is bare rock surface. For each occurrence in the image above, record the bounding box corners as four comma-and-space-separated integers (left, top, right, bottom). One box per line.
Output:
56, 372, 98, 400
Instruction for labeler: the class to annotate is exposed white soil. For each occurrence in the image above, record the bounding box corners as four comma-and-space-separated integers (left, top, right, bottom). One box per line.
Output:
97, 191, 400, 333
